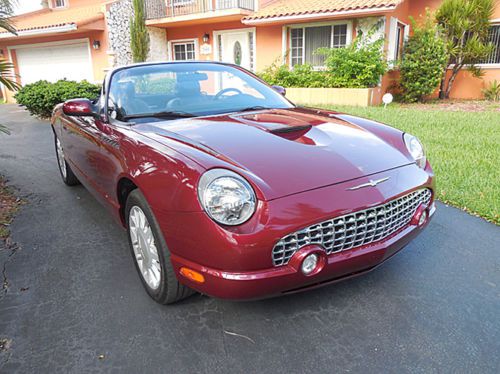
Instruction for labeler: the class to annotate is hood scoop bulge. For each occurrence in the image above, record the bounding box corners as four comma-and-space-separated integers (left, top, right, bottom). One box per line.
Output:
234, 111, 324, 143
268, 124, 313, 141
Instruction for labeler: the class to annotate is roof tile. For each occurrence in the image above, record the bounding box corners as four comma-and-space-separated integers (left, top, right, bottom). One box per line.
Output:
1, 4, 104, 35
244, 0, 402, 21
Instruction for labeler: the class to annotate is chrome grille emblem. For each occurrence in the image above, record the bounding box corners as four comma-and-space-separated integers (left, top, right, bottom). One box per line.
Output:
347, 177, 390, 191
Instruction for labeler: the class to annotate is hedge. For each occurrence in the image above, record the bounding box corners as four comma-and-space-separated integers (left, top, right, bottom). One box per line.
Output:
15, 79, 101, 118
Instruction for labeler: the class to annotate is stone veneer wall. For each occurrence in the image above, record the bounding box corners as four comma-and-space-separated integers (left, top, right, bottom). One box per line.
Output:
106, 0, 168, 67
147, 27, 168, 62
106, 0, 134, 67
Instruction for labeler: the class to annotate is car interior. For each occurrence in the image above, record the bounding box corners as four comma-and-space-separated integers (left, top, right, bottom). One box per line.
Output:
105, 64, 291, 122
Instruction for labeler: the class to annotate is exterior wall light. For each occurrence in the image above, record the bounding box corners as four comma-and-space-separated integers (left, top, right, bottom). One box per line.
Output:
202, 33, 210, 43
92, 40, 101, 50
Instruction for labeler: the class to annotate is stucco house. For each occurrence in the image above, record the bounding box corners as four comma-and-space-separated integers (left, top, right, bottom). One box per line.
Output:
1, 0, 499, 103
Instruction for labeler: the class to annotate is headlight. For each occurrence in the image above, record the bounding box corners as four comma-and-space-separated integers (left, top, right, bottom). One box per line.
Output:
198, 169, 256, 226
404, 133, 426, 169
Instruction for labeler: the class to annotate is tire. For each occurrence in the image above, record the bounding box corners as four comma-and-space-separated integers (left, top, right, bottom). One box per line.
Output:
125, 189, 194, 304
55, 135, 79, 186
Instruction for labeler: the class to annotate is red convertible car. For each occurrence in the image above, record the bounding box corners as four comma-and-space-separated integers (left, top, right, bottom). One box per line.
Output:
52, 62, 435, 304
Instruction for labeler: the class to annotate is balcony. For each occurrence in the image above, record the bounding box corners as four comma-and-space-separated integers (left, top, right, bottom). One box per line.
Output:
145, 0, 256, 26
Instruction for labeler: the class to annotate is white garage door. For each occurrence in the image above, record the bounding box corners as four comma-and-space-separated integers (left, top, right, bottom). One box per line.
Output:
15, 40, 93, 85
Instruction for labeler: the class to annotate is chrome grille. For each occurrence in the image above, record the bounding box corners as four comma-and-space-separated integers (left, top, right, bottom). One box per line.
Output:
272, 189, 432, 266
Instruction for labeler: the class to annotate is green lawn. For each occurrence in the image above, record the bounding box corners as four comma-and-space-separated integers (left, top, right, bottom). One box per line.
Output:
322, 105, 500, 225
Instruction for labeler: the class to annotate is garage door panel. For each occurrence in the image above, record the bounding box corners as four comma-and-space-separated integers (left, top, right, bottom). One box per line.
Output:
15, 41, 93, 85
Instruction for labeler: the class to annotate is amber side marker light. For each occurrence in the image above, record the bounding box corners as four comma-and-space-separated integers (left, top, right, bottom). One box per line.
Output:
180, 267, 205, 283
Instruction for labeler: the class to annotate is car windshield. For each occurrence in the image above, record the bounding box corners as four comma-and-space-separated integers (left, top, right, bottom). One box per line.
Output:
107, 63, 293, 121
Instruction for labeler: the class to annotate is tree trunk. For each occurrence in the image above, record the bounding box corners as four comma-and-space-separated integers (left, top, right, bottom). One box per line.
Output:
444, 65, 462, 99
439, 75, 447, 99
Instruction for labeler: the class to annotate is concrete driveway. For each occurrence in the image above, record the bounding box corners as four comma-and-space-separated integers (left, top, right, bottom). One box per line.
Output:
0, 104, 499, 373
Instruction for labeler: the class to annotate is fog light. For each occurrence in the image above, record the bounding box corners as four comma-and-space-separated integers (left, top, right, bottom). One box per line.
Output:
301, 254, 318, 275
418, 210, 428, 226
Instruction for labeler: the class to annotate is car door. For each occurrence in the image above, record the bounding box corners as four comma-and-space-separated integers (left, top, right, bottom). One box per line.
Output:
61, 108, 108, 196
91, 120, 126, 209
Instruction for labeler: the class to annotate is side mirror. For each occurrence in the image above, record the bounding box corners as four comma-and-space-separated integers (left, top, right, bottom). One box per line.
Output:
272, 85, 286, 96
62, 99, 98, 118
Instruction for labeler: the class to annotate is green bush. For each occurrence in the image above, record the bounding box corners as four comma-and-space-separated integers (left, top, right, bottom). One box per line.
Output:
400, 15, 448, 102
318, 38, 387, 88
258, 62, 327, 88
15, 79, 101, 118
259, 37, 387, 89
482, 80, 500, 101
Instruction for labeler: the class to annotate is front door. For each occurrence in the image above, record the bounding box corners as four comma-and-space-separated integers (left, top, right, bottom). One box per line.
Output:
216, 29, 255, 71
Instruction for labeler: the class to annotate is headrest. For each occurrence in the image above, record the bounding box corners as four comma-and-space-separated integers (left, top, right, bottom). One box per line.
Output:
175, 77, 201, 96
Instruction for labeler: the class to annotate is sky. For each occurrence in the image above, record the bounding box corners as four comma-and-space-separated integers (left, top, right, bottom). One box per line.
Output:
14, 0, 43, 15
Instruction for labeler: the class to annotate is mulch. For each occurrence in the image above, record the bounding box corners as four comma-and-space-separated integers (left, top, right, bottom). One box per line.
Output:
0, 176, 22, 241
399, 100, 500, 112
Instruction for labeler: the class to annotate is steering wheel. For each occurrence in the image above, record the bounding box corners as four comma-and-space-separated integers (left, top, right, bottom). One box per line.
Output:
214, 88, 243, 100
166, 97, 181, 109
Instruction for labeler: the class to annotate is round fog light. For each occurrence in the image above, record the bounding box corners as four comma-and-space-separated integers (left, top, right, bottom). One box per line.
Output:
418, 210, 428, 226
301, 254, 319, 275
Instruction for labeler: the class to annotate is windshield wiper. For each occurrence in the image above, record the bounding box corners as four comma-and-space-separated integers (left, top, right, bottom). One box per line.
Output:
123, 111, 196, 120
237, 106, 273, 112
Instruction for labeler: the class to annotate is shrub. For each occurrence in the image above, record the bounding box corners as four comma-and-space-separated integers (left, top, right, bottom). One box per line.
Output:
258, 61, 326, 88
15, 79, 101, 118
400, 15, 448, 102
259, 37, 387, 89
318, 37, 387, 88
482, 80, 500, 101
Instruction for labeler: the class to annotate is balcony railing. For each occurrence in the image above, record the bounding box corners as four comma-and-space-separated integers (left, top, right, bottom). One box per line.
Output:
145, 0, 255, 20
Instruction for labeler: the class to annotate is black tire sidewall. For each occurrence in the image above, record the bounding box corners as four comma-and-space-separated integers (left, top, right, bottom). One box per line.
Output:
125, 189, 175, 304
54, 135, 79, 186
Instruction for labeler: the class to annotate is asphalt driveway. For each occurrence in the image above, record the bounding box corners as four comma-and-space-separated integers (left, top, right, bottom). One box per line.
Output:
1, 104, 499, 373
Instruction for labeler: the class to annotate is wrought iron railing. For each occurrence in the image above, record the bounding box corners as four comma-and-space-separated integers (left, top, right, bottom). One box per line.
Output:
145, 0, 255, 20
479, 25, 500, 64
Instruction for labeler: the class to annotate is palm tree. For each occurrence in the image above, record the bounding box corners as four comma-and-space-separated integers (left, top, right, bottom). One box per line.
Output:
1, 0, 17, 134
0, 59, 18, 91
0, 0, 17, 34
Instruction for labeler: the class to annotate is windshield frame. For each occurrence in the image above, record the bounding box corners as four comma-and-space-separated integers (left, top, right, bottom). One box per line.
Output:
103, 61, 295, 124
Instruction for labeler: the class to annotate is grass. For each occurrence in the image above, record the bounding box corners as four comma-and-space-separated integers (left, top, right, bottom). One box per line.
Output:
320, 104, 500, 225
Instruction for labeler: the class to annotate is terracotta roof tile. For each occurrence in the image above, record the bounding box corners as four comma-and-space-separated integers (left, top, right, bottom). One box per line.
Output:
244, 0, 402, 21
1, 4, 104, 35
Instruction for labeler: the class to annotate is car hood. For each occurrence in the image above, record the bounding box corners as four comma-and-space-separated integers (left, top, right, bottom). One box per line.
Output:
135, 108, 411, 200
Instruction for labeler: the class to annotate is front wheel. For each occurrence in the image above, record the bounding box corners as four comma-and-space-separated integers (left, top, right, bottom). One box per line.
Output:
55, 135, 79, 186
125, 189, 194, 304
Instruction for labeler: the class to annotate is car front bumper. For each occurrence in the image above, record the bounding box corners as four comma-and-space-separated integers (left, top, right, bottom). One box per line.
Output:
155, 163, 435, 300
169, 203, 435, 300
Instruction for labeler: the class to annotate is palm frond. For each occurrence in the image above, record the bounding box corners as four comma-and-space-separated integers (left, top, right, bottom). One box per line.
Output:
0, 59, 20, 91
0, 0, 17, 35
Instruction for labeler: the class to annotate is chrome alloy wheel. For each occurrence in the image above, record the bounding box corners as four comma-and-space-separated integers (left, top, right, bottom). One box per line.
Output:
129, 206, 162, 290
56, 137, 67, 179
